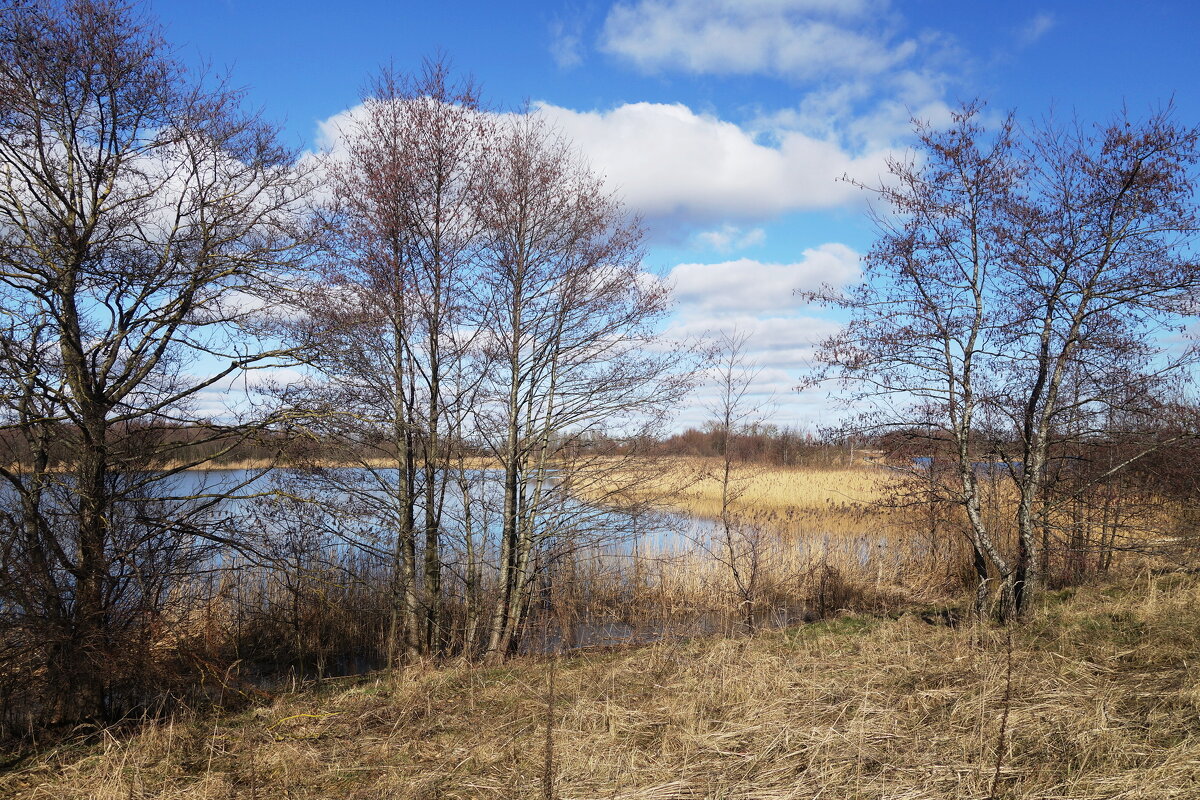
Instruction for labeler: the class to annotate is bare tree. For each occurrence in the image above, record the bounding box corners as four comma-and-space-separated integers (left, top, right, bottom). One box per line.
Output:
703, 330, 772, 632
476, 112, 684, 661
283, 69, 684, 666
812, 104, 1020, 617
993, 110, 1200, 614
0, 0, 313, 726
813, 102, 1200, 619
284, 59, 492, 663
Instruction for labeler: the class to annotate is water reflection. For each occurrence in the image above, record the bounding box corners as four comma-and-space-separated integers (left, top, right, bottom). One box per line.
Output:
160, 467, 879, 667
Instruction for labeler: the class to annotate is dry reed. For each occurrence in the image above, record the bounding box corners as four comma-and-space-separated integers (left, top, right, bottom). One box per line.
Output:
584, 458, 885, 523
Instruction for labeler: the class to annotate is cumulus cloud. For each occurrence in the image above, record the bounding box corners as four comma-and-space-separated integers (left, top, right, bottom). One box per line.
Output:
185, 365, 307, 421
313, 93, 920, 230
666, 243, 859, 312
659, 243, 861, 426
755, 67, 955, 152
312, 99, 886, 227
595, 0, 967, 164
600, 0, 914, 80
534, 101, 890, 224
667, 314, 840, 364
664, 313, 845, 428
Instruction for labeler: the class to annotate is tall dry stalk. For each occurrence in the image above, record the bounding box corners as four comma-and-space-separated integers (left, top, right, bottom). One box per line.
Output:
543, 651, 557, 800
988, 626, 1015, 800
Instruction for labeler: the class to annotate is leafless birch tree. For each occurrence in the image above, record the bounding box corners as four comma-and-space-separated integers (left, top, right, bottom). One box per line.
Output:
994, 109, 1200, 614
812, 104, 1020, 616
814, 102, 1200, 619
477, 113, 684, 660
287, 60, 492, 662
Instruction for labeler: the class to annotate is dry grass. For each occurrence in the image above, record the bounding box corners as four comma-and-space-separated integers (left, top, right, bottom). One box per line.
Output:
8, 572, 1200, 799
627, 535, 949, 616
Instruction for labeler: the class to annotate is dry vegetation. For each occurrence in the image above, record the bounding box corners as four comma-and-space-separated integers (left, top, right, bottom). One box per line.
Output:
666, 460, 886, 523
563, 460, 958, 622
569, 461, 1020, 620
587, 459, 889, 531
6, 571, 1199, 799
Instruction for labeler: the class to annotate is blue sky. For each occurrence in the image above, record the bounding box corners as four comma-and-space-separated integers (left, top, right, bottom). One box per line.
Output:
152, 0, 1200, 430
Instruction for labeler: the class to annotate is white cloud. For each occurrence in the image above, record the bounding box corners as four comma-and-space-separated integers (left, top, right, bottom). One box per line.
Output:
188, 366, 305, 421
694, 224, 765, 253
741, 40, 957, 153
549, 18, 584, 68
664, 313, 846, 428
534, 101, 890, 224
667, 314, 840, 364
1018, 12, 1055, 46
595, 0, 966, 165
659, 243, 861, 427
313, 99, 884, 226
667, 243, 859, 312
312, 97, 910, 229
600, 0, 914, 80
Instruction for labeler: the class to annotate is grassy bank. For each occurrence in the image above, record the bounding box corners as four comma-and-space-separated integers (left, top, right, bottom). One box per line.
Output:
6, 572, 1199, 799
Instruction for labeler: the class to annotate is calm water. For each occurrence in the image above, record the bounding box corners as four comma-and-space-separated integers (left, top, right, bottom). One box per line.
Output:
162, 466, 721, 555
135, 467, 878, 659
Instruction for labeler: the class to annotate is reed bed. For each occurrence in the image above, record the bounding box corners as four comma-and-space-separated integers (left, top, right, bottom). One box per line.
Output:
618, 459, 1166, 593
8, 571, 1199, 799
673, 460, 887, 520
579, 459, 893, 541
624, 532, 956, 616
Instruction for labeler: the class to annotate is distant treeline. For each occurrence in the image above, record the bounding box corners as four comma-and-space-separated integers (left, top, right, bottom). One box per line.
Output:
0, 423, 501, 469
646, 425, 858, 467
0, 424, 288, 469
